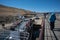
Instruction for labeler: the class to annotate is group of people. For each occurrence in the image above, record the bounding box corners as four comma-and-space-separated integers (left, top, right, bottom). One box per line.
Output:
44, 13, 59, 30
44, 13, 56, 30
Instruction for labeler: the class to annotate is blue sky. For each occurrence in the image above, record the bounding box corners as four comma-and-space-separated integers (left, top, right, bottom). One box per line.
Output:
0, 0, 60, 12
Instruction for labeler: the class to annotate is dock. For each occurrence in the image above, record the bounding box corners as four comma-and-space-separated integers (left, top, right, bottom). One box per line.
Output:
44, 17, 60, 40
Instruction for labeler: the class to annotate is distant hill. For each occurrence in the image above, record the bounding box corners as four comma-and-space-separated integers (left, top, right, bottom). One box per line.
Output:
0, 5, 60, 16
0, 5, 36, 16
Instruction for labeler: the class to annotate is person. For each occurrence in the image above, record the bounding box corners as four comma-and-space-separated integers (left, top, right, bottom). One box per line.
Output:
49, 13, 56, 30
44, 13, 46, 19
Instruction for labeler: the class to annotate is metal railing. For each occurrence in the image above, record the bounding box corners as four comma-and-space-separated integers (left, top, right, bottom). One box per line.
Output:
39, 19, 45, 40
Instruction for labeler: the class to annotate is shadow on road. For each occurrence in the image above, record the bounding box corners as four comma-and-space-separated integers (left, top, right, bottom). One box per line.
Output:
52, 30, 59, 40
53, 28, 60, 31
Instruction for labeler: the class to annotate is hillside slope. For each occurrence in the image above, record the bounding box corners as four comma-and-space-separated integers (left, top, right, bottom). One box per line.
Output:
0, 5, 34, 16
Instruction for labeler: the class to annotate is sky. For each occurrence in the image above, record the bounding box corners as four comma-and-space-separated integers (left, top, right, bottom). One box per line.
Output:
0, 0, 60, 12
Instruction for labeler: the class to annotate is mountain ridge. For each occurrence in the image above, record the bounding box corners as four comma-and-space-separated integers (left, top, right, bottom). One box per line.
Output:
0, 5, 36, 16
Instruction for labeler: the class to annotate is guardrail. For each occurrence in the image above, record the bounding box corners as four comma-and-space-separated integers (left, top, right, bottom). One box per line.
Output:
39, 19, 45, 40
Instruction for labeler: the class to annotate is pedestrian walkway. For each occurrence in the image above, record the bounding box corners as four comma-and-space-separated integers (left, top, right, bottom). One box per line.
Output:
44, 19, 60, 40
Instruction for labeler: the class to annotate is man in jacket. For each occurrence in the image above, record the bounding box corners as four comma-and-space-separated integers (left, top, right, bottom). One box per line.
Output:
49, 13, 56, 30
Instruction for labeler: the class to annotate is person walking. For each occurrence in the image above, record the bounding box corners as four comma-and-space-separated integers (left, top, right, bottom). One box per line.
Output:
49, 13, 56, 30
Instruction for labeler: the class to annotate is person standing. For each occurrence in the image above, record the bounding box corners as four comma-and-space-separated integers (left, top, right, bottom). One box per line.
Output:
49, 13, 56, 30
